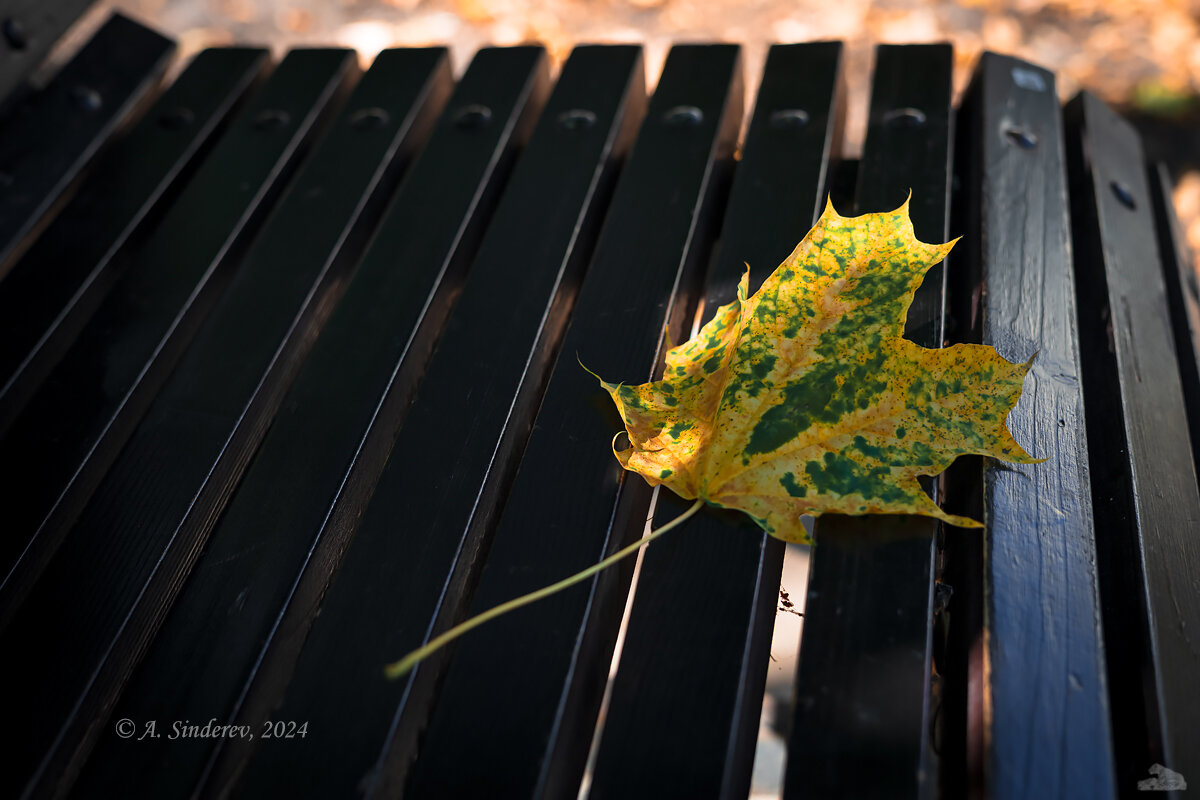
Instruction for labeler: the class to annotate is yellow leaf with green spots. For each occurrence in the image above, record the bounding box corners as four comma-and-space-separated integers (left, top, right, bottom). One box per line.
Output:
594, 197, 1039, 543
384, 197, 1043, 679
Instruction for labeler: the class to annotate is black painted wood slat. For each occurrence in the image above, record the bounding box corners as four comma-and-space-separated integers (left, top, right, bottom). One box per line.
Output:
73, 46, 549, 800
784, 44, 953, 800
0, 13, 174, 274
1065, 90, 1200, 794
0, 48, 358, 800
405, 44, 742, 800
219, 45, 646, 800
956, 54, 1116, 800
0, 48, 451, 799
0, 0, 97, 115
0, 48, 267, 437
588, 41, 844, 800
826, 156, 859, 211
0, 48, 354, 615
0, 47, 437, 622
1150, 163, 1200, 480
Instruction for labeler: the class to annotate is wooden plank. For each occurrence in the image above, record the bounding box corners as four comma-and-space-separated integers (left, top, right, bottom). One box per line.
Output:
1064, 90, 1200, 794
0, 48, 451, 799
0, 47, 436, 614
0, 0, 97, 116
0, 13, 174, 275
72, 46, 549, 800
783, 44, 953, 800
951, 53, 1117, 800
1150, 162, 1200, 480
216, 45, 646, 799
404, 44, 742, 800
588, 41, 844, 800
0, 48, 354, 611
0, 51, 358, 798
0, 48, 268, 442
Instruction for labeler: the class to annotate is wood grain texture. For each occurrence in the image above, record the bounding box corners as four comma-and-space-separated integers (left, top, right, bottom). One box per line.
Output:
3, 48, 452, 800
404, 44, 742, 800
0, 48, 359, 800
218, 45, 646, 800
0, 48, 267, 425
71, 46, 549, 800
1150, 162, 1200, 481
785, 44, 952, 800
0, 13, 174, 276
588, 41, 844, 800
959, 54, 1116, 800
1065, 90, 1200, 795
4, 33, 1194, 797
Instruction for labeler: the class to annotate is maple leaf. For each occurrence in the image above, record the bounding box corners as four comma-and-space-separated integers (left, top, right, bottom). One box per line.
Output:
595, 197, 1039, 542
383, 196, 1040, 679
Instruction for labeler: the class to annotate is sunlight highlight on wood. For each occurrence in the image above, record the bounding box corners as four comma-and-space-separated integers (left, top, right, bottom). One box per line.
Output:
384, 498, 705, 679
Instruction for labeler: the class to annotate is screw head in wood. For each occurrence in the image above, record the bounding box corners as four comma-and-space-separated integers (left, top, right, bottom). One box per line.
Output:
2, 17, 27, 50
1011, 67, 1048, 92
663, 105, 704, 127
1110, 181, 1136, 210
71, 85, 102, 112
882, 107, 926, 129
350, 107, 390, 129
453, 104, 492, 129
254, 109, 291, 130
1003, 127, 1037, 149
556, 109, 596, 130
769, 109, 809, 129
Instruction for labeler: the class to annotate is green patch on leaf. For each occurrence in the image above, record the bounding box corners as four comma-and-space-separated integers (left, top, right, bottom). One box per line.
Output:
594, 197, 1040, 543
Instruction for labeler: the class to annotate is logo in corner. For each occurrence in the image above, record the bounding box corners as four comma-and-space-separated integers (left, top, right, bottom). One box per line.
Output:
1138, 764, 1187, 792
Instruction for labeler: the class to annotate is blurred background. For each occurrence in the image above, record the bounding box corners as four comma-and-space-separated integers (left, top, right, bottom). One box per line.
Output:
67, 1, 1196, 796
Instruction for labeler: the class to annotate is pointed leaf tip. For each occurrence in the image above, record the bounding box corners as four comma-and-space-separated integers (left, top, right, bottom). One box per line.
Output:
823, 194, 841, 219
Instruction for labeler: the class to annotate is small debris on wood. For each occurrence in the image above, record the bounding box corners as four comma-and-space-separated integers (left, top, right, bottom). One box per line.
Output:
778, 587, 803, 617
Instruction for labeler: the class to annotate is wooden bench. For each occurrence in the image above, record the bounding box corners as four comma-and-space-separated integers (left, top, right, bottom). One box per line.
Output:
1, 9, 1197, 799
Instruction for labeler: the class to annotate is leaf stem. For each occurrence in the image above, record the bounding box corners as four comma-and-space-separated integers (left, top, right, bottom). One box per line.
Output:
384, 496, 706, 680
